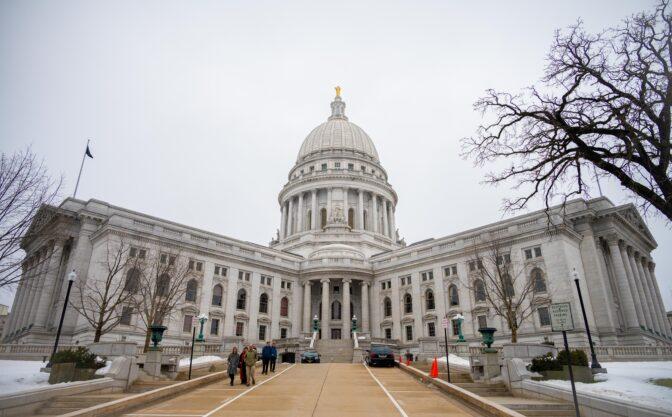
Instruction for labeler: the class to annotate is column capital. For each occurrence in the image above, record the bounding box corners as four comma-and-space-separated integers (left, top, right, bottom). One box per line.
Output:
361, 280, 370, 288
303, 280, 313, 287
311, 189, 317, 195
604, 233, 622, 245
320, 278, 331, 284
342, 278, 352, 284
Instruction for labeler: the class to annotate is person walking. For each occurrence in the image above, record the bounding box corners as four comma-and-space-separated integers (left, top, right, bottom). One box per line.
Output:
270, 341, 277, 372
261, 341, 272, 374
227, 347, 240, 386
245, 344, 258, 386
239, 346, 248, 386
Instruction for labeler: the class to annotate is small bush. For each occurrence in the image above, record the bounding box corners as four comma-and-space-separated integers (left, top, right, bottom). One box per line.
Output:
52, 347, 105, 369
530, 352, 562, 373
557, 349, 589, 367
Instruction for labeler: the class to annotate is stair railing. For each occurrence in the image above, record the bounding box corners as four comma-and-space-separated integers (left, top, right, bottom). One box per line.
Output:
309, 331, 318, 349
353, 331, 359, 349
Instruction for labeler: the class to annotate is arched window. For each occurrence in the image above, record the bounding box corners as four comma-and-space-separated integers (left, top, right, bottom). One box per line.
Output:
331, 300, 342, 320
404, 294, 413, 314
259, 293, 269, 314
320, 208, 327, 228
280, 297, 289, 317
503, 274, 515, 298
532, 268, 547, 293
384, 297, 392, 317
449, 284, 459, 306
211, 284, 223, 306
363, 210, 368, 230
307, 210, 312, 230
236, 289, 247, 310
426, 290, 435, 310
474, 279, 486, 302
124, 268, 140, 293
348, 208, 355, 229
156, 273, 170, 297
185, 279, 198, 302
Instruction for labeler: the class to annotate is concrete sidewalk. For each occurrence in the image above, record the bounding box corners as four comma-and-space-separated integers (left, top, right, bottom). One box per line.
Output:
117, 363, 489, 417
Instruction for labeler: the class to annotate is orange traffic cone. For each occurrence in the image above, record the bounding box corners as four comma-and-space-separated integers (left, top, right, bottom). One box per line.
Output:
430, 357, 439, 378
406, 357, 411, 366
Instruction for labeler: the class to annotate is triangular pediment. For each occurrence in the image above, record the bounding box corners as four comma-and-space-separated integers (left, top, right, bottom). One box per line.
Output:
617, 206, 657, 246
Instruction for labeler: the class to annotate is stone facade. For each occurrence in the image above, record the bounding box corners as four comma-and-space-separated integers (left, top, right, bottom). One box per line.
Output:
2, 93, 671, 350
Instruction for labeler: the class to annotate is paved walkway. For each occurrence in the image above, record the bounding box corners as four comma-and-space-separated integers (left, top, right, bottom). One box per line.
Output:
119, 364, 488, 417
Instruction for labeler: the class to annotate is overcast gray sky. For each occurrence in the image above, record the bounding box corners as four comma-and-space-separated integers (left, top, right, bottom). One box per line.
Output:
1, 0, 670, 311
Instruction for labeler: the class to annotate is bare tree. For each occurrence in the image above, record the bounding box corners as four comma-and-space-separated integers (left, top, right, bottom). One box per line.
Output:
462, 2, 672, 221
466, 240, 544, 343
132, 248, 193, 352
0, 147, 60, 289
70, 240, 142, 342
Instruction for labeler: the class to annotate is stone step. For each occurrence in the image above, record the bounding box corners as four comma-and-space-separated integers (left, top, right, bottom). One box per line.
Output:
507, 403, 575, 411
455, 382, 506, 389
37, 407, 82, 415
516, 410, 575, 416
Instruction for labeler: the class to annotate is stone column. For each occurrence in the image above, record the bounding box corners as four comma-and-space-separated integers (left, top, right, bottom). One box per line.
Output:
280, 202, 287, 238
358, 189, 364, 230
271, 274, 282, 340
390, 276, 401, 339
34, 242, 65, 329
27, 249, 52, 327
607, 238, 639, 331
620, 245, 646, 328
4, 270, 26, 337
382, 199, 390, 237
18, 254, 41, 331
361, 281, 370, 332
327, 188, 333, 222
626, 248, 653, 331
287, 197, 294, 237
636, 255, 662, 335
311, 190, 318, 230
303, 280, 312, 333
223, 267, 239, 336
321, 279, 330, 339
297, 193, 304, 233
390, 205, 396, 241
247, 272, 261, 341
646, 262, 672, 338
342, 279, 351, 339
372, 194, 379, 234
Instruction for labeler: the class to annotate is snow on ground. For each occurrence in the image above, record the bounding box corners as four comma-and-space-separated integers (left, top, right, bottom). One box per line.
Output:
95, 361, 112, 375
437, 354, 471, 368
540, 361, 672, 412
0, 360, 50, 395
178, 355, 224, 367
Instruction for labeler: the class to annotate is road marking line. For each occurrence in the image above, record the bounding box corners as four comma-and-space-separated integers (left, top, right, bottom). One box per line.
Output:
126, 414, 203, 416
363, 365, 409, 417
201, 364, 296, 417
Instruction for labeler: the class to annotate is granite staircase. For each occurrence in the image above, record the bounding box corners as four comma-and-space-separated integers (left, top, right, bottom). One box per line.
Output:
34, 393, 129, 416
315, 339, 354, 363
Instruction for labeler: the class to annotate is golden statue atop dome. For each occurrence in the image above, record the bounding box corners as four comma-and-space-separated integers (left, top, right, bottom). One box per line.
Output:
335, 86, 341, 98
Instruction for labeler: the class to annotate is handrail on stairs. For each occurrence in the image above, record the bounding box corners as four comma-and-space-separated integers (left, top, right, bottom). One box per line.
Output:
353, 331, 359, 349
309, 331, 318, 349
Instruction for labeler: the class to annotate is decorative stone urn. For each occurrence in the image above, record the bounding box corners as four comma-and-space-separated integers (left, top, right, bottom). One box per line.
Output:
149, 325, 167, 350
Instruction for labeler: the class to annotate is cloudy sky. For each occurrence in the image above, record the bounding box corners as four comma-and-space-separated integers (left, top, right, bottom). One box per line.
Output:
1, 0, 670, 310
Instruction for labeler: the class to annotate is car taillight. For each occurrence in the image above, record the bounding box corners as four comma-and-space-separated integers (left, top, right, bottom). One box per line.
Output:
371, 353, 378, 358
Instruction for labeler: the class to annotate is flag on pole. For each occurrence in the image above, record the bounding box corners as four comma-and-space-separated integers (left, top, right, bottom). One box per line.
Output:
85, 144, 94, 158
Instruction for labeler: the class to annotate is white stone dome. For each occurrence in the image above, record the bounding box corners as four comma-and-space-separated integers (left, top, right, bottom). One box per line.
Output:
309, 243, 365, 260
297, 96, 380, 163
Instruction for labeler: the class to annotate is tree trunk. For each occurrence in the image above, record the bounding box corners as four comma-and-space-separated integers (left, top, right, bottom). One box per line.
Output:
510, 323, 518, 343
93, 325, 102, 343
143, 329, 151, 353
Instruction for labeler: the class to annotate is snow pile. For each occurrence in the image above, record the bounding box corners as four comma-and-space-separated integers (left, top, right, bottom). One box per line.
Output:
438, 354, 470, 368
178, 355, 224, 367
95, 361, 112, 376
540, 361, 672, 412
0, 360, 50, 395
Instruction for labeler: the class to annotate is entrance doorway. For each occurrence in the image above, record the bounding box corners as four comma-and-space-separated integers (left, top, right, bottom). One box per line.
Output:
331, 329, 341, 339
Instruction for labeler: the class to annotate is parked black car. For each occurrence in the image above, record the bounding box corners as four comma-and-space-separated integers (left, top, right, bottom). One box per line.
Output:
365, 346, 395, 367
301, 350, 321, 363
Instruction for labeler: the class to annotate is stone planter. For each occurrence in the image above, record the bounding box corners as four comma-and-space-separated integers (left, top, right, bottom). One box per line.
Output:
540, 365, 594, 383
48, 363, 100, 384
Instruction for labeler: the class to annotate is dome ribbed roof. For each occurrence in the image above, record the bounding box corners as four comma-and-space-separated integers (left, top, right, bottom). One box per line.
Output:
297, 94, 380, 163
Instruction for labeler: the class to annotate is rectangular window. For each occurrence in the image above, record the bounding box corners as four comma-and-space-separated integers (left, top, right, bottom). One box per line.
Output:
160, 253, 168, 264
183, 315, 193, 333
321, 163, 327, 171
452, 319, 459, 336
169, 255, 176, 266
497, 254, 511, 265
469, 261, 475, 271
348, 163, 354, 171
188, 260, 194, 270
196, 262, 203, 272
280, 328, 288, 339
381, 282, 386, 290
130, 247, 137, 258
335, 162, 341, 168
428, 322, 436, 337
138, 249, 146, 259
400, 277, 405, 286
258, 325, 267, 341
235, 322, 244, 337
421, 271, 433, 281
120, 306, 133, 325
361, 165, 366, 172
287, 282, 291, 290
534, 247, 542, 257
215, 265, 228, 276
405, 325, 413, 341
281, 281, 285, 289
310, 166, 315, 172
210, 318, 220, 335
334, 285, 340, 294
538, 307, 551, 326
444, 265, 458, 277
238, 271, 251, 281
261, 275, 273, 286
385, 328, 392, 340
477, 315, 487, 330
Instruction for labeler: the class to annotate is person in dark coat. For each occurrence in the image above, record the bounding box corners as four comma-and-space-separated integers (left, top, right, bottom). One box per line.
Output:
270, 341, 278, 372
227, 347, 240, 386
261, 341, 272, 374
239, 346, 248, 385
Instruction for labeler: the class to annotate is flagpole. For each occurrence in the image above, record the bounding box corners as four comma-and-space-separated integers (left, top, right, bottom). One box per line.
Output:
73, 139, 90, 198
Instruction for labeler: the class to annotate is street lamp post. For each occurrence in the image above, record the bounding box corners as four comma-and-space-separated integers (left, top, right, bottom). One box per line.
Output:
196, 313, 208, 342
47, 270, 77, 368
573, 268, 602, 370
